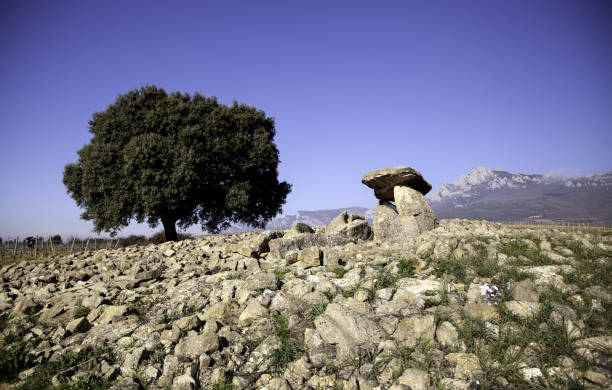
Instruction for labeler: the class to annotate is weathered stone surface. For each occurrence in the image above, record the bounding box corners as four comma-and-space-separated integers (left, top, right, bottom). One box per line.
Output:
121, 347, 146, 376
362, 166, 432, 200
373, 201, 420, 241
66, 316, 91, 334
504, 300, 541, 318
396, 368, 430, 390
466, 283, 502, 305
268, 233, 354, 259
326, 211, 373, 240
394, 186, 433, 217
97, 305, 128, 324
463, 304, 499, 321
297, 247, 322, 269
445, 353, 482, 379
314, 303, 386, 359
510, 279, 540, 302
346, 219, 373, 240
12, 296, 41, 315
174, 332, 219, 360
239, 300, 269, 327
392, 314, 435, 347
327, 211, 349, 234
293, 222, 314, 233
436, 321, 459, 349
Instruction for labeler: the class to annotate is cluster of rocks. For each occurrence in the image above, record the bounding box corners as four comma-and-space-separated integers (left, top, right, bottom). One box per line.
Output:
362, 167, 438, 242
0, 167, 610, 389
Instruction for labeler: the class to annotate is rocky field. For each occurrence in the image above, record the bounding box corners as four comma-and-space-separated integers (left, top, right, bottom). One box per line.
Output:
1, 218, 611, 389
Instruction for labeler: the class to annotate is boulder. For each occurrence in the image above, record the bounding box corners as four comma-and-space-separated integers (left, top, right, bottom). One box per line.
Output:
394, 186, 437, 232
509, 279, 540, 303
314, 303, 387, 360
327, 211, 373, 240
238, 301, 269, 327
392, 314, 435, 347
293, 222, 314, 234
97, 305, 128, 324
362, 166, 432, 200
66, 317, 91, 334
436, 321, 460, 349
504, 301, 541, 319
297, 247, 322, 269
174, 332, 219, 360
268, 233, 354, 260
396, 368, 430, 390
373, 201, 420, 241
327, 211, 349, 234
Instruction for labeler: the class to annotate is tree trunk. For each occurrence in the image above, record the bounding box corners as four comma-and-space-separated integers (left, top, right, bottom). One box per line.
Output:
162, 217, 178, 242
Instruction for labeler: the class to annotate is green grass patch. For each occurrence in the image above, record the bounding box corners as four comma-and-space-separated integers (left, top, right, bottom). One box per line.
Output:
329, 266, 347, 278
73, 306, 90, 319
433, 256, 468, 284
499, 239, 557, 266
0, 333, 33, 382
50, 373, 114, 390
269, 314, 304, 371
15, 347, 116, 390
272, 268, 290, 280
211, 373, 234, 390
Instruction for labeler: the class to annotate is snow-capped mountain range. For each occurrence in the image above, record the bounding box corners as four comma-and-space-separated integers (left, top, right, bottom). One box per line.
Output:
427, 167, 612, 224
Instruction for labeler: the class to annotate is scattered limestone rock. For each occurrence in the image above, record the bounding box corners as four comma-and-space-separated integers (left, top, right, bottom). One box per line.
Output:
445, 353, 482, 379
436, 321, 460, 350
239, 300, 269, 327
504, 300, 541, 319
314, 303, 387, 359
392, 314, 435, 347
463, 303, 499, 321
1, 218, 610, 389
396, 368, 430, 390
66, 316, 90, 334
509, 279, 540, 302
97, 305, 128, 324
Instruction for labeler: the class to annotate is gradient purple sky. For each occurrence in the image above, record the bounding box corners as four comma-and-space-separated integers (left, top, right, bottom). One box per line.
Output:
1, 1, 611, 239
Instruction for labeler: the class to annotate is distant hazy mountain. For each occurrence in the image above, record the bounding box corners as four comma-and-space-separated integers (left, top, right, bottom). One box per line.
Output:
225, 207, 375, 232
426, 167, 612, 225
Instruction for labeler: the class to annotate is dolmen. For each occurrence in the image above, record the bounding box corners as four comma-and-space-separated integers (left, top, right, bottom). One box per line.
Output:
362, 166, 438, 241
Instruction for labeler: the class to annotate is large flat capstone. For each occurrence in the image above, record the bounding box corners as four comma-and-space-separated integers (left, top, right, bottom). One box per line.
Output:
362, 166, 432, 200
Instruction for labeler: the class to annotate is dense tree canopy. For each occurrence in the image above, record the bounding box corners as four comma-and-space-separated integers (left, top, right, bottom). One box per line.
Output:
63, 86, 291, 241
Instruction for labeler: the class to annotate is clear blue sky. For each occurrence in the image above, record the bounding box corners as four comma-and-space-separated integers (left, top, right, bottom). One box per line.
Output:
1, 1, 611, 239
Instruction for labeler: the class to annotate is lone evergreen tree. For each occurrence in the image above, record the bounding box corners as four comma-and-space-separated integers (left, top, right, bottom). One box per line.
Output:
64, 86, 291, 241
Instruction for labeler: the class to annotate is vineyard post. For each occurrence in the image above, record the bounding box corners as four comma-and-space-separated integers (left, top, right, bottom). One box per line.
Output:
70, 237, 76, 255
13, 237, 18, 256
34, 237, 37, 257
114, 239, 120, 249
49, 237, 54, 255
84, 238, 90, 251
